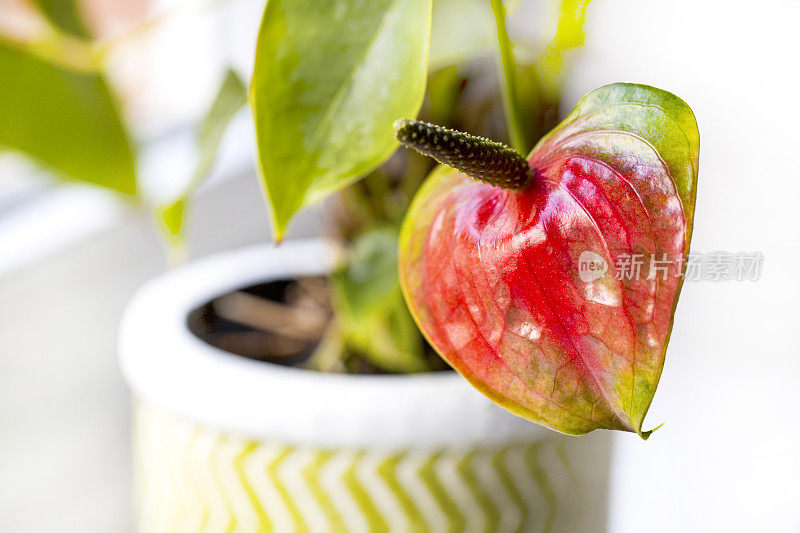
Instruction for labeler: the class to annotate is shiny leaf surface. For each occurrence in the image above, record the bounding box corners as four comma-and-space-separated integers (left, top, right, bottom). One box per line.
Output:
250, 0, 432, 240
400, 83, 698, 436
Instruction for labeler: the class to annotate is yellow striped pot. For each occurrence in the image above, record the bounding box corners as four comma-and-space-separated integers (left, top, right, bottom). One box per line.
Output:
120, 241, 611, 532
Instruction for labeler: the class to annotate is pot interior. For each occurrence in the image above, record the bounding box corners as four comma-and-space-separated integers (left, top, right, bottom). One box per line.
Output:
187, 275, 449, 374
187, 276, 332, 367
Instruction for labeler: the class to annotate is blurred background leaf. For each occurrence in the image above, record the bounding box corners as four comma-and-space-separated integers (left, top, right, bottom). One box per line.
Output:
537, 0, 591, 94
0, 38, 136, 196
31, 0, 90, 39
250, 0, 433, 240
331, 227, 429, 373
158, 68, 247, 247
512, 0, 593, 150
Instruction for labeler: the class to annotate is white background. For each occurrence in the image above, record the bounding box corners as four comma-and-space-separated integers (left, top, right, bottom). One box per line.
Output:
568, 1, 800, 531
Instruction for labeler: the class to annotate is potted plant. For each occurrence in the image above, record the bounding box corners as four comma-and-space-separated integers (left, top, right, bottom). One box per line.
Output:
2, 0, 698, 530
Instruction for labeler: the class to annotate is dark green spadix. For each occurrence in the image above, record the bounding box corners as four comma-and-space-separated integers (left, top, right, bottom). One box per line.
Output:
393, 119, 533, 190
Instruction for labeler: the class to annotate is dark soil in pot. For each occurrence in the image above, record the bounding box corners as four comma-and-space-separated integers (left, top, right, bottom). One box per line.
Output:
187, 276, 448, 373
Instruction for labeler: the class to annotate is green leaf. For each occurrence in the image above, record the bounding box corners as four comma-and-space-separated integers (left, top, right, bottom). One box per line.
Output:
536, 0, 592, 93
0, 38, 136, 196
332, 227, 428, 372
32, 0, 91, 39
157, 197, 185, 244
158, 69, 247, 245
250, 0, 433, 240
194, 69, 248, 184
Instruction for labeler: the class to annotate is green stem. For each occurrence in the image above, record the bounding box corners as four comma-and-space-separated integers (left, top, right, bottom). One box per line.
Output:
490, 0, 526, 154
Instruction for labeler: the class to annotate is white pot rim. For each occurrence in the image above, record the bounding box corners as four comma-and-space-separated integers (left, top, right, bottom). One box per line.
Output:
119, 240, 551, 447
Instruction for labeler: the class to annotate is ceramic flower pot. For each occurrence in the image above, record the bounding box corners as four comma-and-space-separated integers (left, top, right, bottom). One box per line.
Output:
119, 240, 612, 532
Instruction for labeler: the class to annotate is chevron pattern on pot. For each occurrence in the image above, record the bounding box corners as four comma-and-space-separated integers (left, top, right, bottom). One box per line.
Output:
134, 402, 585, 533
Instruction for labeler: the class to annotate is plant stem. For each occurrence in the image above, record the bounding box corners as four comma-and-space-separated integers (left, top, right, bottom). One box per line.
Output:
490, 0, 526, 154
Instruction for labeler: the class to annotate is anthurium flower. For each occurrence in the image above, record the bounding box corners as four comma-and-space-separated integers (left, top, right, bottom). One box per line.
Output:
398, 83, 698, 437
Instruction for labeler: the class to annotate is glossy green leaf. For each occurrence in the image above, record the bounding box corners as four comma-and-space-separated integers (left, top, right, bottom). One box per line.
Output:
0, 38, 136, 196
250, 0, 432, 240
32, 0, 90, 39
158, 69, 247, 244
400, 83, 699, 436
332, 227, 428, 372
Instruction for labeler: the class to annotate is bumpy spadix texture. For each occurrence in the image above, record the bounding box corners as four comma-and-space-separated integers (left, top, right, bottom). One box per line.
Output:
399, 84, 699, 436
394, 119, 532, 189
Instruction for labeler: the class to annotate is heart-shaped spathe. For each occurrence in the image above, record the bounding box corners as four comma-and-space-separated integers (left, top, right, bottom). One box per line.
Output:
399, 83, 699, 436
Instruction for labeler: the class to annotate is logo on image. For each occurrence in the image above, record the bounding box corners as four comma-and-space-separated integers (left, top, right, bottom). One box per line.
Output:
578, 251, 608, 282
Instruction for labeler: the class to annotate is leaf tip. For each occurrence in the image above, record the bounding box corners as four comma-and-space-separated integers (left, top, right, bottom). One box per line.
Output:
638, 423, 663, 441
271, 219, 288, 245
